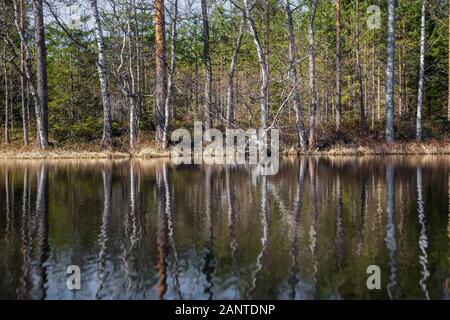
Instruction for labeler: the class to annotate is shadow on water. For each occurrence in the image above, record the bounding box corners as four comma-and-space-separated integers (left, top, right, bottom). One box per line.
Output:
0, 156, 449, 299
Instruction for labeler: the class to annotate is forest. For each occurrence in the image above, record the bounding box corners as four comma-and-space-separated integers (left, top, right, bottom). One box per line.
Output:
0, 0, 448, 155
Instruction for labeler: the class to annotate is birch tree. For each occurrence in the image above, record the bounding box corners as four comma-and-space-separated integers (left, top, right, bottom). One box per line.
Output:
89, 0, 113, 147
240, 0, 269, 130
284, 0, 306, 149
308, 0, 319, 149
163, 0, 178, 148
12, 0, 41, 147
416, 0, 426, 142
385, 0, 396, 142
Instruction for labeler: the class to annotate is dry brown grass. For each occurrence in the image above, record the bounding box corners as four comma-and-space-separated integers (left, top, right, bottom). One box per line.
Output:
284, 140, 450, 156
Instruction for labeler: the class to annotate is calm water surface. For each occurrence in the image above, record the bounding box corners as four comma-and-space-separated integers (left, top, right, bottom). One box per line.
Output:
0, 157, 449, 300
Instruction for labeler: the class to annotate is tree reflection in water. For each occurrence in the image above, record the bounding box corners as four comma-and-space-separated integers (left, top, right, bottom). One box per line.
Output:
0, 157, 448, 299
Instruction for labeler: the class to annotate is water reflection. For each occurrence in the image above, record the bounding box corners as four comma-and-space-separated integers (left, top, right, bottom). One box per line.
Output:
96, 165, 112, 299
385, 164, 397, 300
0, 157, 449, 300
416, 167, 429, 300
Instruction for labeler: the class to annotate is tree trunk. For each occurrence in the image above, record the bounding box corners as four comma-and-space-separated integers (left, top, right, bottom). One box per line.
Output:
201, 0, 212, 129
20, 0, 28, 145
226, 19, 244, 128
96, 165, 112, 299
448, 0, 450, 121
308, 0, 319, 149
284, 0, 307, 149
335, 0, 342, 131
36, 164, 49, 299
12, 0, 41, 147
355, 0, 366, 130
416, 0, 426, 142
129, 95, 138, 149
154, 0, 167, 148
163, 0, 178, 148
3, 38, 9, 144
89, 0, 112, 147
242, 0, 269, 130
33, 0, 49, 148
385, 163, 397, 298
385, 0, 396, 142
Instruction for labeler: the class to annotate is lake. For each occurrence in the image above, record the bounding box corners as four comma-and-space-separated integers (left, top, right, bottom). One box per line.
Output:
0, 157, 449, 300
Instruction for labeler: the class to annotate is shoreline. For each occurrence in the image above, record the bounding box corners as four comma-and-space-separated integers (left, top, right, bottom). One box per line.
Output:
0, 141, 449, 160
288, 141, 450, 156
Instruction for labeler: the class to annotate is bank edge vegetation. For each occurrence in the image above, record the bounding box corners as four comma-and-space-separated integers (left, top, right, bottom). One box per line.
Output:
0, 0, 449, 154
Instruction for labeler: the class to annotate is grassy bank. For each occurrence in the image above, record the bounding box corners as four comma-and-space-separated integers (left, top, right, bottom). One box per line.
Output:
0, 143, 170, 160
284, 140, 450, 156
1, 140, 450, 159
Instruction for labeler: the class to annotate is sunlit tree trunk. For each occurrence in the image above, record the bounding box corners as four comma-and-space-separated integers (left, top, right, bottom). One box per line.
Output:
385, 0, 396, 142
308, 0, 319, 149
284, 0, 307, 149
89, 0, 112, 147
154, 0, 167, 148
416, 0, 426, 142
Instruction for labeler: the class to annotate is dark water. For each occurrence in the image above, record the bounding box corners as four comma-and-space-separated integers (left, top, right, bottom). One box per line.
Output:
0, 157, 449, 300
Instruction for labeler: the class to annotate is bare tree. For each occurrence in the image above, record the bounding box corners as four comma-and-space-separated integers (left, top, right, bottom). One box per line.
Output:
238, 0, 269, 130
284, 0, 307, 149
416, 0, 426, 142
308, 0, 319, 149
385, 0, 396, 142
112, 2, 140, 150
201, 0, 212, 129
226, 19, 244, 128
89, 0, 113, 147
